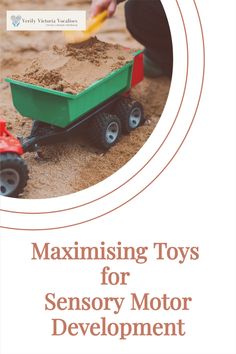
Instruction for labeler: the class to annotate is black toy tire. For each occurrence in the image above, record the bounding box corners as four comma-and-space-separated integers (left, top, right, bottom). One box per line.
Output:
0, 153, 29, 197
115, 98, 145, 134
89, 112, 121, 149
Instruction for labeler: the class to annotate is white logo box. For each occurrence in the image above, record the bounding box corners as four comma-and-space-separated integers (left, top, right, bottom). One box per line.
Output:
7, 10, 86, 31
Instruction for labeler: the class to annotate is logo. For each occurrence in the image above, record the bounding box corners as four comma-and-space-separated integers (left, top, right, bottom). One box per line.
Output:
11, 15, 21, 27
7, 11, 86, 31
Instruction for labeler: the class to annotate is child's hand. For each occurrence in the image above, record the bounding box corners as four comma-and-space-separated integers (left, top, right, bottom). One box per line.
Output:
90, 0, 118, 18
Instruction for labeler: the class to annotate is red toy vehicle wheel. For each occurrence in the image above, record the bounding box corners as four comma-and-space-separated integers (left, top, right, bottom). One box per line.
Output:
0, 152, 29, 197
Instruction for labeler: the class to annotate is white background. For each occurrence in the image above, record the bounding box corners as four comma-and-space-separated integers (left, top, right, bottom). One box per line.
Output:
1, 0, 236, 353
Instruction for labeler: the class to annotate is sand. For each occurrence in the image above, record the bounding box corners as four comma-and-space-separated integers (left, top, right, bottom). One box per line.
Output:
0, 0, 171, 199
11, 37, 134, 94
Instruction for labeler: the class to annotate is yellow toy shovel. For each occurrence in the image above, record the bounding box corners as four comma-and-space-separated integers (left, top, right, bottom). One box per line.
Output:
64, 10, 108, 44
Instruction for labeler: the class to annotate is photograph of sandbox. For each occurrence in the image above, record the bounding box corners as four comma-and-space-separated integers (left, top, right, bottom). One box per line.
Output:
0, 0, 172, 199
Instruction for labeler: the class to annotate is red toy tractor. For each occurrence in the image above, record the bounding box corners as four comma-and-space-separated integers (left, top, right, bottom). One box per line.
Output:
0, 120, 28, 197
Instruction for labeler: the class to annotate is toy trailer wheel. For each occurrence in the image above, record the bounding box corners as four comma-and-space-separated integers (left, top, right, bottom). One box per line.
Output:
115, 98, 145, 134
0, 153, 29, 197
89, 112, 121, 150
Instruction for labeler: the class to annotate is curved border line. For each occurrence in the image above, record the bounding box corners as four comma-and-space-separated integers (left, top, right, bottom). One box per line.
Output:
0, 0, 188, 215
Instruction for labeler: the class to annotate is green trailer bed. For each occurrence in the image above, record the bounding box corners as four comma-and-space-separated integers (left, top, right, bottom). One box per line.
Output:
5, 58, 135, 129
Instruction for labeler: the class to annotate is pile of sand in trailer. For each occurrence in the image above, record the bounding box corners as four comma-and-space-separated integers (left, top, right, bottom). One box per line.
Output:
11, 37, 134, 94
